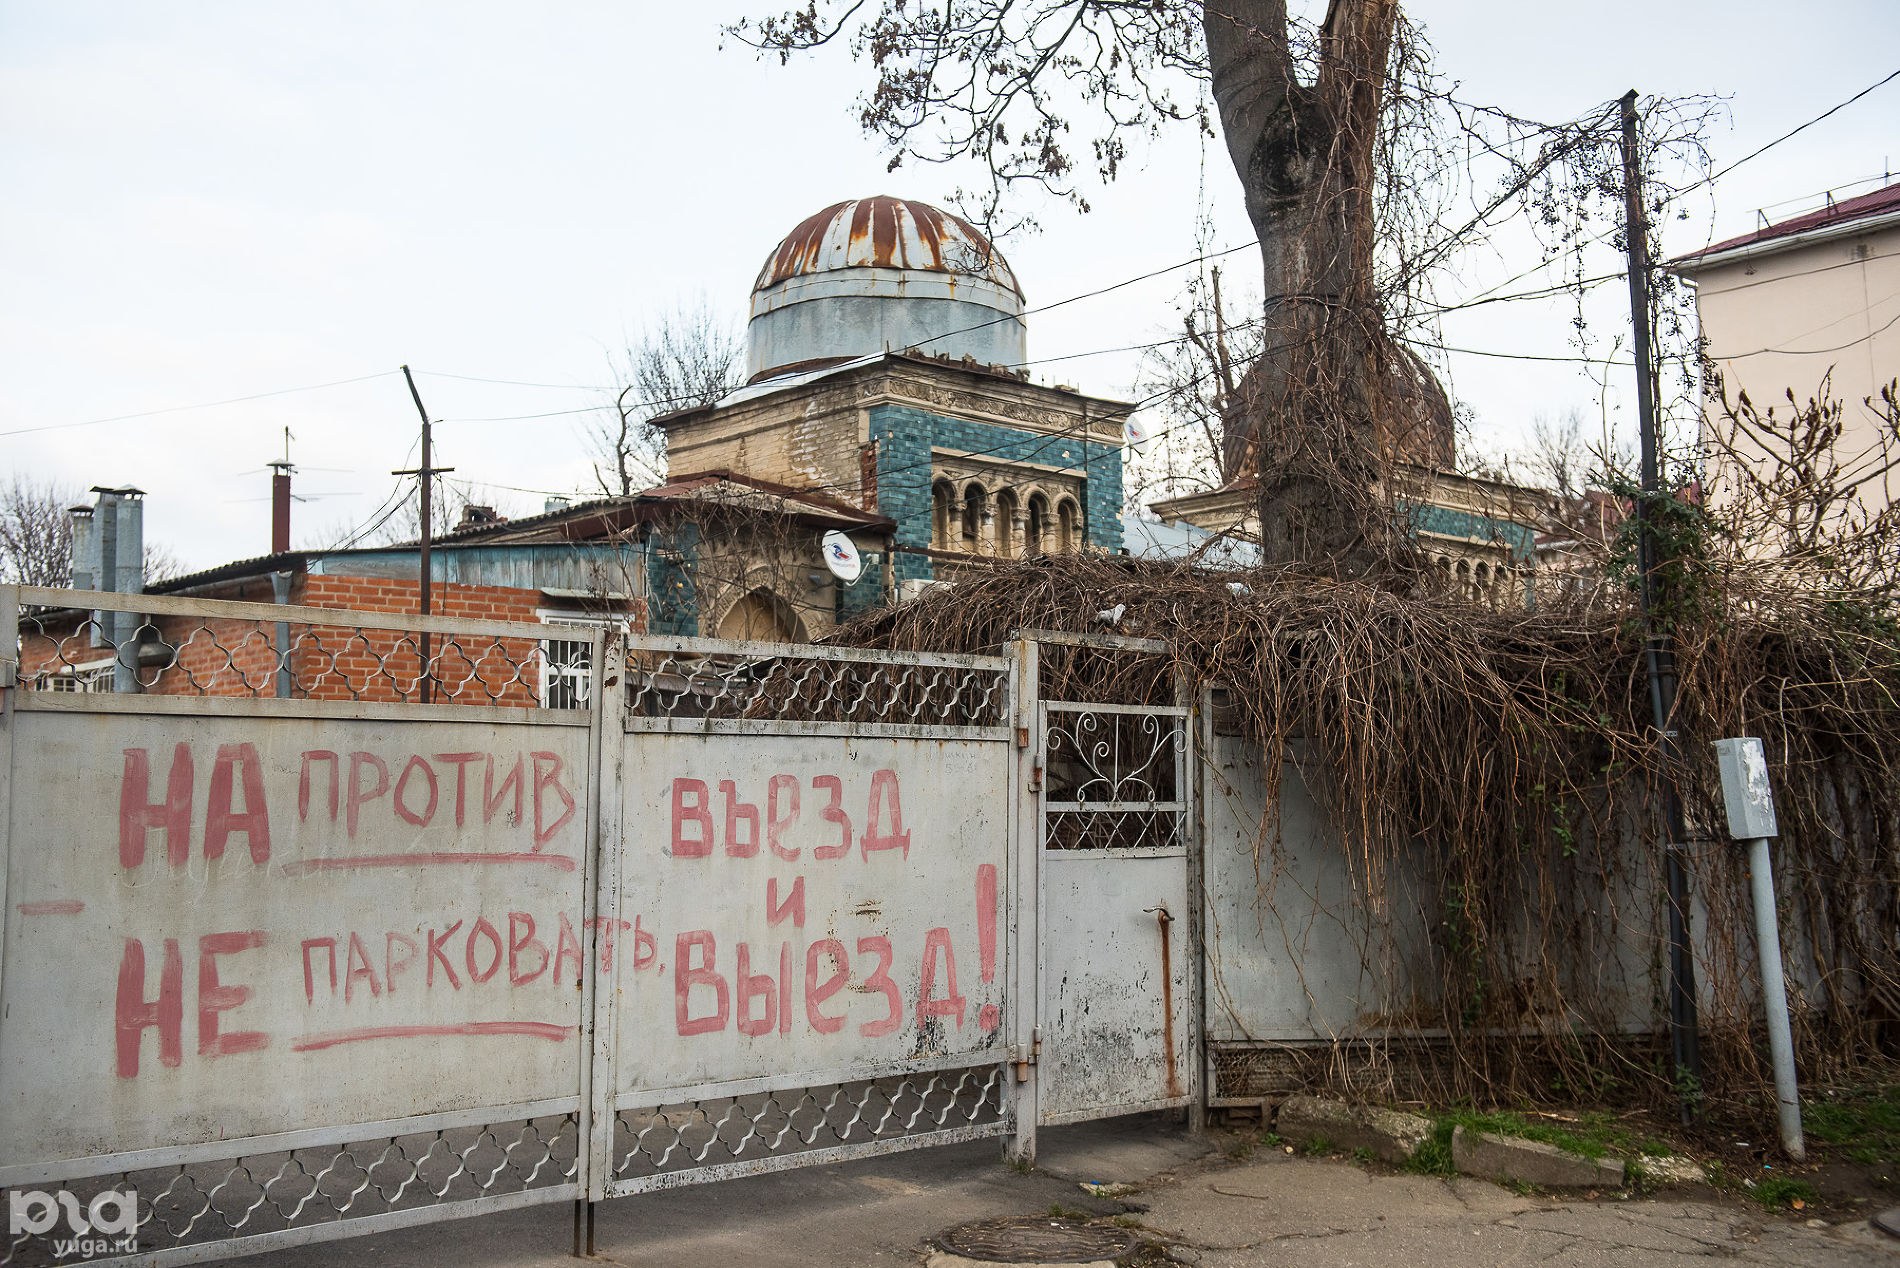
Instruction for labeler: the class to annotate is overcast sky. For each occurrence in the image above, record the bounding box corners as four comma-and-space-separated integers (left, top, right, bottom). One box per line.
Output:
3, 2, 1896, 571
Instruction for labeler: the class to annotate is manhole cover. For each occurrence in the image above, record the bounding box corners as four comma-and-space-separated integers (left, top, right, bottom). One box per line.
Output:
1873, 1208, 1900, 1240
936, 1216, 1141, 1264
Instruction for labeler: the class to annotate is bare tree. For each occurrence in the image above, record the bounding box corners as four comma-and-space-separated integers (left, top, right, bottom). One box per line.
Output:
1129, 263, 1263, 507
1, 478, 186, 588
1475, 406, 1635, 500
730, 2, 1457, 574
1704, 376, 1900, 603
368, 481, 530, 546
588, 300, 744, 498
730, 4, 1729, 580
0, 477, 77, 587
142, 541, 184, 586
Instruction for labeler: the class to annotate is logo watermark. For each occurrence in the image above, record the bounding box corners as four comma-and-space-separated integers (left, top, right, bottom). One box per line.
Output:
7, 1189, 139, 1260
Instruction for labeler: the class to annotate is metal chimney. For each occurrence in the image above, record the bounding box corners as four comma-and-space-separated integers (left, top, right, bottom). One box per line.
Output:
75, 487, 144, 692
68, 502, 97, 591
111, 489, 145, 598
269, 460, 293, 554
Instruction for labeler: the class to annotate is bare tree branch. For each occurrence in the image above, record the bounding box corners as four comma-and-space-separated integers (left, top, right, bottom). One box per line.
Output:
587, 300, 743, 498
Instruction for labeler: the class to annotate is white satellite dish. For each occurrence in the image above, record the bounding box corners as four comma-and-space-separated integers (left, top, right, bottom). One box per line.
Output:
820, 530, 864, 584
1124, 417, 1151, 447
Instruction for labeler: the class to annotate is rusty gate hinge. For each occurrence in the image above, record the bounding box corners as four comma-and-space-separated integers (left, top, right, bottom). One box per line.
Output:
1015, 725, 1030, 749
1028, 762, 1043, 792
1011, 1031, 1042, 1082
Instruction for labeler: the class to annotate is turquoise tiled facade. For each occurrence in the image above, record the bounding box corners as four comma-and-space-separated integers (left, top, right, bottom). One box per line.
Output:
867, 403, 1123, 584
1408, 502, 1537, 560
646, 522, 701, 636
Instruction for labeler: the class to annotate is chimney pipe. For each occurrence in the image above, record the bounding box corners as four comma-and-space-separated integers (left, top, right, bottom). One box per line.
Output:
112, 489, 145, 598
269, 461, 293, 554
69, 503, 97, 591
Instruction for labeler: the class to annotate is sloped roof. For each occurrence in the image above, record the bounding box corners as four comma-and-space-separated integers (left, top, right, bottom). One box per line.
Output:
147, 471, 892, 596
1674, 180, 1900, 270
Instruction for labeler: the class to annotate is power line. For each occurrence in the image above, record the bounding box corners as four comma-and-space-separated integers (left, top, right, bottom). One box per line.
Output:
0, 370, 399, 440
445, 475, 584, 501
1711, 306, 1900, 361
1698, 68, 1900, 192
895, 239, 1264, 352
418, 370, 616, 391
1405, 336, 1633, 366
442, 403, 615, 423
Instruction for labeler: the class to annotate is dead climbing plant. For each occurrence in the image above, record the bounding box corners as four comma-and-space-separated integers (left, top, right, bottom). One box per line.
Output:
834, 537, 1900, 1120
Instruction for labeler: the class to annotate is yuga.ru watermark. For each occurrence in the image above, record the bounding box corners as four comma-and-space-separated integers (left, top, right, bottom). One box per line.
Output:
8, 1189, 139, 1260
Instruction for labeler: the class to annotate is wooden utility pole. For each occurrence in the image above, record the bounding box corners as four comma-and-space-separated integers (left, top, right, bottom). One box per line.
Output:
397, 365, 454, 704
1619, 89, 1701, 1121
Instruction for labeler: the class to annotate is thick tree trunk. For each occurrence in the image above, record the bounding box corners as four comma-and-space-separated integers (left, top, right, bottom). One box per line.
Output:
1204, 0, 1450, 574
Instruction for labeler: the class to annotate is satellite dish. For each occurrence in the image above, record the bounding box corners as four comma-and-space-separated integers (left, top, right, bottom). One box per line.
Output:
1124, 417, 1151, 447
820, 530, 864, 584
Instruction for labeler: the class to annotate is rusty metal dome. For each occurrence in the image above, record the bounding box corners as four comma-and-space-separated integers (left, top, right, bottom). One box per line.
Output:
753, 197, 1022, 297
746, 196, 1027, 383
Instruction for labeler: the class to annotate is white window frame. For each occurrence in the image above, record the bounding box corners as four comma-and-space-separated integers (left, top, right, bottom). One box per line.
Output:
41, 655, 116, 693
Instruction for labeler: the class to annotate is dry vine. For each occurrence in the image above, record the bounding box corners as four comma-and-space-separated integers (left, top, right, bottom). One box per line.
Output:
835, 547, 1900, 1119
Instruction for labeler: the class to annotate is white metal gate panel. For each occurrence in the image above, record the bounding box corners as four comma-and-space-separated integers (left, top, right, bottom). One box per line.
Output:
1, 587, 603, 1267
591, 637, 1016, 1197
1036, 699, 1196, 1125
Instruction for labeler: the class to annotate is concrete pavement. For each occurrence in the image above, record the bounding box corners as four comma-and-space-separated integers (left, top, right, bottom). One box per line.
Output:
232, 1114, 1896, 1267
1138, 1151, 1894, 1267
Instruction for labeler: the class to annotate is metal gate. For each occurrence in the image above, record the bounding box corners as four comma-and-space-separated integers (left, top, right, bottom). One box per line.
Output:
0, 593, 1203, 1263
588, 635, 1016, 1206
1022, 634, 1198, 1129
0, 588, 1023, 1266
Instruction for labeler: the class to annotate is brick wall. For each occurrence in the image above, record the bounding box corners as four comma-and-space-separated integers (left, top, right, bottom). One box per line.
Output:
17, 572, 613, 705
294, 575, 549, 704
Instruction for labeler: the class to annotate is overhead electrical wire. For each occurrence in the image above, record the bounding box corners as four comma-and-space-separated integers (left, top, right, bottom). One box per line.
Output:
1693, 67, 1900, 195
0, 370, 399, 440
1710, 307, 1900, 361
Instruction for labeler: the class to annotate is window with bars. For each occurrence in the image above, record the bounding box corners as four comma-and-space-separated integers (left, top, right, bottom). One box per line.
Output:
536, 613, 625, 709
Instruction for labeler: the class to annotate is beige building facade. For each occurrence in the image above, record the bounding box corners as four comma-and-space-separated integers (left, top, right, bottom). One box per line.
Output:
1674, 181, 1900, 517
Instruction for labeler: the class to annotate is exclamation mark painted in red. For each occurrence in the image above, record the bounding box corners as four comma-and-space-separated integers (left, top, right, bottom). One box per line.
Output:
976, 863, 1001, 1032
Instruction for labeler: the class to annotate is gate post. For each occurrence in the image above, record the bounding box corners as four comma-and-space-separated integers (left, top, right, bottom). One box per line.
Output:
1187, 679, 1210, 1133
1006, 637, 1041, 1165
0, 585, 15, 1015
577, 628, 624, 1254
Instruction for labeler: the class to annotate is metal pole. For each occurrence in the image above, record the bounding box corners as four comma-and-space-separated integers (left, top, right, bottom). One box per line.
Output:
399, 365, 436, 704
1006, 636, 1041, 1167
271, 572, 292, 699
1745, 835, 1806, 1160
1619, 88, 1701, 1118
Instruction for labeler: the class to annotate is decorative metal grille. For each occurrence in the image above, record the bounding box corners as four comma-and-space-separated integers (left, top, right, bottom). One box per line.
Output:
609, 1066, 1008, 1193
624, 640, 1008, 729
13, 603, 585, 707
1, 1113, 579, 1266
1042, 705, 1188, 851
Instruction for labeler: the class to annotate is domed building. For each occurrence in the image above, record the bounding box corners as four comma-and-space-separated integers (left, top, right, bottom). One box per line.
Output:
653, 195, 1131, 636
746, 197, 1026, 382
